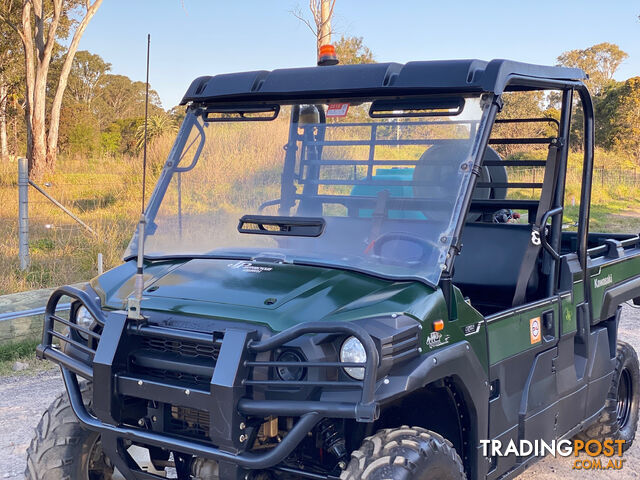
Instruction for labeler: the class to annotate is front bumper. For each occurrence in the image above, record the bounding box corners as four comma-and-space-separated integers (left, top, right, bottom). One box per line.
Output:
37, 285, 382, 477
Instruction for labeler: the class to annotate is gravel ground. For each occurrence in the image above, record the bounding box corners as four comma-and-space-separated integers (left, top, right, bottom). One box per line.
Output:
1, 306, 640, 479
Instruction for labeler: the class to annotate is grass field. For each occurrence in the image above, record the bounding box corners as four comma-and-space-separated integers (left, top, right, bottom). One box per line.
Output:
0, 151, 151, 296
1, 130, 639, 297
0, 339, 54, 375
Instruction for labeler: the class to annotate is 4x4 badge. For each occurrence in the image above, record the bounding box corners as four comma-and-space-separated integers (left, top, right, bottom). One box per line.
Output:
426, 331, 450, 349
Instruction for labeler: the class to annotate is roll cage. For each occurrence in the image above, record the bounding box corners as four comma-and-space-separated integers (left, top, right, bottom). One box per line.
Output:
174, 60, 593, 303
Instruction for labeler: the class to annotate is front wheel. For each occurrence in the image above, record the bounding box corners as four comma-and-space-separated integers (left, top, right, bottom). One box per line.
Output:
340, 426, 466, 480
577, 340, 640, 450
25, 382, 113, 480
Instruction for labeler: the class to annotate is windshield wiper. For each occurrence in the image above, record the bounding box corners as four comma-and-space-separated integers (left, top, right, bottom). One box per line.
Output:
238, 215, 325, 237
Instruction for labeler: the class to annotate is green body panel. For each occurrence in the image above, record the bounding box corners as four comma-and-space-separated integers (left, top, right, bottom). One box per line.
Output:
90, 258, 489, 373
561, 293, 577, 334
484, 251, 640, 365
561, 269, 584, 335
92, 259, 438, 332
485, 299, 559, 365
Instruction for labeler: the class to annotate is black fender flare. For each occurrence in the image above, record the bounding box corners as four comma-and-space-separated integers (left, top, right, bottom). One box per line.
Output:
374, 341, 490, 478
600, 274, 640, 321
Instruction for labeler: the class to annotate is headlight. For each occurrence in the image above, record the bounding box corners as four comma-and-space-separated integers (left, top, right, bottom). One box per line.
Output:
276, 350, 306, 382
340, 336, 367, 380
74, 305, 95, 340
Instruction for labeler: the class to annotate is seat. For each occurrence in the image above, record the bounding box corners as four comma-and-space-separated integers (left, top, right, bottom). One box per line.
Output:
453, 223, 539, 313
412, 143, 507, 222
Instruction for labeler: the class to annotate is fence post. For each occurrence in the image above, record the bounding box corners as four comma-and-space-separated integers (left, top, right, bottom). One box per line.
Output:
18, 157, 30, 270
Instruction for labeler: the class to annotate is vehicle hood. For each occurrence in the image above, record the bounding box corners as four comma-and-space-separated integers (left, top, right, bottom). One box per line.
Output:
91, 258, 438, 331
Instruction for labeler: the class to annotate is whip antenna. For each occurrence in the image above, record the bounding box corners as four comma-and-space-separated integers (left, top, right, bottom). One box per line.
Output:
142, 33, 150, 213
128, 34, 151, 321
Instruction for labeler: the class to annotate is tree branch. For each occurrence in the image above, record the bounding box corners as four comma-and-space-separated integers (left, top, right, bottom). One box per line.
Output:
21, 0, 35, 118
0, 0, 26, 44
290, 7, 317, 36
41, 0, 62, 68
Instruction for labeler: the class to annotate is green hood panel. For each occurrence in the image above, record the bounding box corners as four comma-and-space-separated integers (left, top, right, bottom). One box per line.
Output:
92, 259, 436, 331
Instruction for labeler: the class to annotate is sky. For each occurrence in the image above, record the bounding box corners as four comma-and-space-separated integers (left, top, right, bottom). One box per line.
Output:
77, 0, 640, 108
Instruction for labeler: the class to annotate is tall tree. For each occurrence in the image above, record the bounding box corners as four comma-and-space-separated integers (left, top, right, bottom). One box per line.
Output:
94, 74, 162, 126
557, 43, 628, 96
0, 0, 103, 177
67, 50, 111, 106
610, 77, 640, 163
0, 0, 23, 160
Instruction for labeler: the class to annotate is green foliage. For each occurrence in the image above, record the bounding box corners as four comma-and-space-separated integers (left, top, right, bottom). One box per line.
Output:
611, 77, 640, 162
66, 113, 101, 157
67, 50, 111, 105
334, 36, 375, 65
168, 105, 187, 125
557, 42, 629, 95
100, 123, 122, 156
135, 115, 178, 151
93, 74, 163, 126
115, 117, 144, 154
30, 238, 55, 253
0, 339, 39, 363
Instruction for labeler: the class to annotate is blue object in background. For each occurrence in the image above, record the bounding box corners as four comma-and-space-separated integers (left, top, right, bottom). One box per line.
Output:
350, 168, 426, 219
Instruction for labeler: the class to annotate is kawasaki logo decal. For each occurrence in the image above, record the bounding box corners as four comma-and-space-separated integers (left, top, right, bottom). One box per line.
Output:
594, 274, 613, 289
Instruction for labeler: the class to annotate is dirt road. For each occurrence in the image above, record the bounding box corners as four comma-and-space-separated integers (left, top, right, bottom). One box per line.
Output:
1, 305, 640, 479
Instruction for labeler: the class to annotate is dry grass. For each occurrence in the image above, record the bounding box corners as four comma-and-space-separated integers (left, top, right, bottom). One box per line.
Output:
0, 154, 146, 295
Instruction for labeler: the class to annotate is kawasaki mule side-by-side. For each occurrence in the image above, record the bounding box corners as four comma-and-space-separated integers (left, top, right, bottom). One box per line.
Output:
27, 59, 640, 480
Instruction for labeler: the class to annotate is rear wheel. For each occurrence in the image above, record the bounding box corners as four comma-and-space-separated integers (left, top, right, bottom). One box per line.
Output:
25, 382, 113, 480
577, 340, 640, 450
340, 426, 465, 480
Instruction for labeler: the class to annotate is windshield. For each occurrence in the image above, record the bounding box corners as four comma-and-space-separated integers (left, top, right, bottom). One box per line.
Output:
126, 95, 492, 286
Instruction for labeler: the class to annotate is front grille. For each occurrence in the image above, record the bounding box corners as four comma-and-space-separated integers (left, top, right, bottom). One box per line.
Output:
143, 366, 211, 386
141, 337, 221, 360
170, 405, 210, 439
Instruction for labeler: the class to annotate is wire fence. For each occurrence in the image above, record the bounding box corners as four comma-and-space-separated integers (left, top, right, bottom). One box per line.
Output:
10, 158, 141, 291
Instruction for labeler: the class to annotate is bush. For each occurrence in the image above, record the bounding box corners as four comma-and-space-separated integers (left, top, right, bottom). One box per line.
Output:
100, 123, 122, 156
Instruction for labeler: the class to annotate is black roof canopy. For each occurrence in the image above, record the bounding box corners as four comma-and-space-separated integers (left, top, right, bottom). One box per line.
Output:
180, 59, 586, 105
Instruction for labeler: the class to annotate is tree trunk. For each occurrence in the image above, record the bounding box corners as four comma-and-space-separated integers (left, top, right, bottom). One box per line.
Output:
0, 83, 7, 160
46, 0, 103, 169
19, 0, 36, 174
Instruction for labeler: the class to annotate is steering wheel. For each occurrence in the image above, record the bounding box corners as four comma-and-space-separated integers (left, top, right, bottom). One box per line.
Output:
369, 232, 439, 266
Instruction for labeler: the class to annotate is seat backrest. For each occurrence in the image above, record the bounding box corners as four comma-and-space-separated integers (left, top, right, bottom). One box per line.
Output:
453, 223, 539, 307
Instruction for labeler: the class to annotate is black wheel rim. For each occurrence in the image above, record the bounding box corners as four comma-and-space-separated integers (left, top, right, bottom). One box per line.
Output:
617, 368, 633, 429
86, 436, 113, 480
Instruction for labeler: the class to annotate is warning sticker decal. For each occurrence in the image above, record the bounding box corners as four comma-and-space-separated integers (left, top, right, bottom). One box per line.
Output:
530, 316, 541, 344
327, 103, 350, 117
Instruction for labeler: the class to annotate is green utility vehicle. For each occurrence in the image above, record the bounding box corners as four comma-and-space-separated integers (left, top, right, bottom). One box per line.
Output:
29, 59, 640, 480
